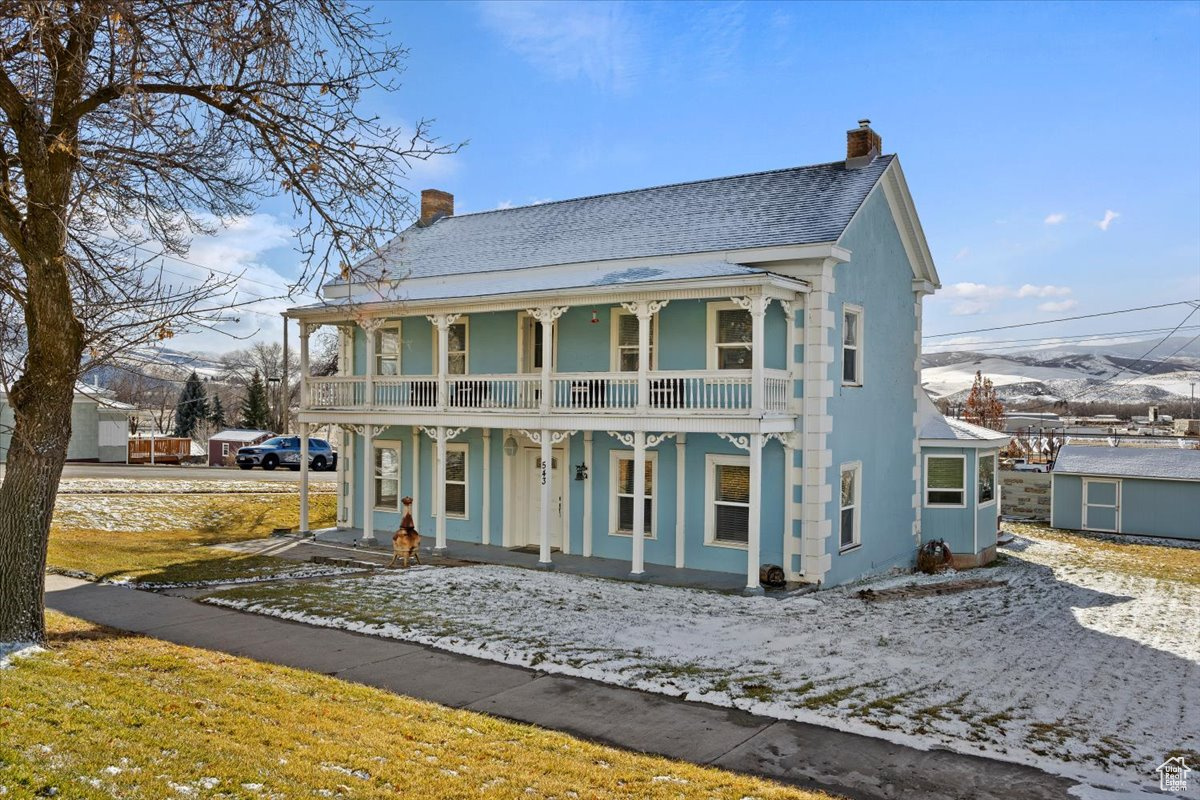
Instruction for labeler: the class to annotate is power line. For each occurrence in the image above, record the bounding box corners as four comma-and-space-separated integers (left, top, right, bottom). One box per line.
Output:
923, 300, 1200, 339
924, 324, 1200, 354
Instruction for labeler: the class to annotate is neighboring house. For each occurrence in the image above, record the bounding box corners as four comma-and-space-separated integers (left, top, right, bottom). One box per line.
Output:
285, 120, 979, 592
208, 429, 274, 466
0, 383, 132, 464
1050, 445, 1200, 540
917, 392, 1009, 566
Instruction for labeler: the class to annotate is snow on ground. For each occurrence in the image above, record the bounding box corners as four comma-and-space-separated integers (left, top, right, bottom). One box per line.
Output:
206, 534, 1200, 795
52, 490, 320, 532
105, 563, 361, 589
0, 641, 45, 669
57, 479, 335, 495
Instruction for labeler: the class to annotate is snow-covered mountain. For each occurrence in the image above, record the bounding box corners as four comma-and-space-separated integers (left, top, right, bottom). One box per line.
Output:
922, 337, 1200, 405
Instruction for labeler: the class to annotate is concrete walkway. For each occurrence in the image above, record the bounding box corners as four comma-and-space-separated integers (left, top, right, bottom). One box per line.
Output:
44, 575, 1076, 800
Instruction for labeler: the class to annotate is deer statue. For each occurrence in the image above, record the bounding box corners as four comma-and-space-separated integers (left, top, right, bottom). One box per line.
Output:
388, 496, 421, 568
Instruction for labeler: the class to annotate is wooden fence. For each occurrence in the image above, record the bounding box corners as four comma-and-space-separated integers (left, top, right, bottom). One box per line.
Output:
128, 436, 193, 464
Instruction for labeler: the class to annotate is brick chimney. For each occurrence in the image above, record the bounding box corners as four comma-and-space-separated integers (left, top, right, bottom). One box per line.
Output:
846, 119, 882, 168
419, 189, 454, 227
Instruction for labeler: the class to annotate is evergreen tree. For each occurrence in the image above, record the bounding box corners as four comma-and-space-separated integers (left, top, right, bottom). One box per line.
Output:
209, 396, 227, 430
240, 370, 271, 430
173, 372, 209, 438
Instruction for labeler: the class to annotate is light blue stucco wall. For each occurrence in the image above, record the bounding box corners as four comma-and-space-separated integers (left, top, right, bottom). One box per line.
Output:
917, 446, 1001, 555
1052, 473, 1200, 540
823, 188, 920, 585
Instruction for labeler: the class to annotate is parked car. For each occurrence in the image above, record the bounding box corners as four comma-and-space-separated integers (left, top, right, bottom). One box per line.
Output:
1011, 458, 1050, 473
236, 436, 337, 471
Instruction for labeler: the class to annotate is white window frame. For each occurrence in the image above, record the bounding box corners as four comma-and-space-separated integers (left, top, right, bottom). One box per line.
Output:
437, 442, 469, 520
517, 311, 558, 373
978, 452, 998, 507
704, 453, 751, 549
374, 440, 403, 513
705, 301, 753, 371
609, 308, 659, 372
374, 322, 402, 377
608, 450, 658, 538
842, 303, 863, 387
839, 461, 862, 552
221, 442, 230, 457
432, 317, 469, 375
924, 454, 967, 508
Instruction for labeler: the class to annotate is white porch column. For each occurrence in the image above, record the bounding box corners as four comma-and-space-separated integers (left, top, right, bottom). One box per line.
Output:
427, 314, 460, 411
675, 433, 687, 569
335, 426, 347, 528
526, 307, 567, 413
631, 430, 647, 576
298, 322, 312, 411
730, 296, 770, 413
299, 422, 310, 532
481, 429, 492, 545
746, 432, 764, 595
539, 428, 553, 567
361, 319, 381, 409
363, 426, 377, 545
411, 426, 421, 524
582, 431, 594, 557
436, 425, 448, 552
620, 300, 668, 411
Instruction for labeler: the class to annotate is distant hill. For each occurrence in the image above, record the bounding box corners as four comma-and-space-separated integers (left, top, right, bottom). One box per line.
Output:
921, 336, 1200, 405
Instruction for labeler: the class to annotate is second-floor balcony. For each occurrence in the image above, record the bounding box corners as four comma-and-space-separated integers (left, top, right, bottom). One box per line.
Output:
307, 369, 793, 416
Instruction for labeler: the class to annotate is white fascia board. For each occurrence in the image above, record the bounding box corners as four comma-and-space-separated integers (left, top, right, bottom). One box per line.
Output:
919, 437, 1005, 450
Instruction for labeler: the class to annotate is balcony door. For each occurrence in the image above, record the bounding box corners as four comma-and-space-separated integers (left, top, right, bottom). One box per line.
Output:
519, 314, 556, 373
521, 446, 564, 549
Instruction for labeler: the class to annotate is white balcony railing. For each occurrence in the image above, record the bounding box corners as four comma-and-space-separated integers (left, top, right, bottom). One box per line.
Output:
307, 369, 793, 415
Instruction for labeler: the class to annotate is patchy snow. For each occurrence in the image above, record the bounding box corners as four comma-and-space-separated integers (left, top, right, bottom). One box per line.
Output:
105, 563, 360, 589
57, 479, 335, 495
0, 641, 44, 669
207, 535, 1200, 795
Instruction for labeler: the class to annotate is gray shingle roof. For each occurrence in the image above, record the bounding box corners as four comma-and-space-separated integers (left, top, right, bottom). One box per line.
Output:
334, 156, 894, 286
1054, 445, 1200, 481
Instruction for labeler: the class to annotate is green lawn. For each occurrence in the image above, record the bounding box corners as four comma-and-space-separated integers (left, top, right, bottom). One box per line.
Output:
48, 491, 338, 587
0, 612, 834, 800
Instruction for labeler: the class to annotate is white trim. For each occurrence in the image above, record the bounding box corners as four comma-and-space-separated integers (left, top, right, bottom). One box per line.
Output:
610, 307, 659, 371
839, 159, 940, 288
442, 441, 469, 519
481, 429, 491, 544
706, 300, 754, 372
1081, 477, 1122, 533
924, 453, 967, 508
432, 316, 469, 375
978, 451, 998, 507
373, 439, 403, 513
374, 321, 402, 377
838, 461, 862, 552
517, 311, 559, 373
841, 303, 863, 387
704, 453, 751, 549
608, 449, 659, 538
674, 433, 687, 569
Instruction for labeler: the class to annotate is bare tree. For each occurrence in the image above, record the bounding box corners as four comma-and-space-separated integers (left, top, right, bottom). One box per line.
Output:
0, 1, 458, 643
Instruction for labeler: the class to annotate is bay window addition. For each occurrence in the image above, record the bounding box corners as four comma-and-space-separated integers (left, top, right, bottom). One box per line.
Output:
706, 455, 751, 546
925, 455, 966, 506
979, 452, 997, 504
842, 305, 863, 385
374, 443, 402, 511
610, 451, 656, 536
708, 304, 752, 370
443, 444, 468, 518
375, 326, 401, 375
840, 462, 861, 550
612, 309, 657, 371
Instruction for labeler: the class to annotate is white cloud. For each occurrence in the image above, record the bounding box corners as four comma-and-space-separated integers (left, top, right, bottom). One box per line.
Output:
1044, 212, 1066, 225
944, 282, 1011, 300
951, 301, 990, 316
1096, 209, 1120, 231
954, 247, 970, 261
1036, 299, 1079, 313
479, 1, 640, 92
1016, 284, 1072, 298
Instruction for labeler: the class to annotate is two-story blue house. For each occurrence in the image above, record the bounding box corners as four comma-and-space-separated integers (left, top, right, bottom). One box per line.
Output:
286, 121, 979, 592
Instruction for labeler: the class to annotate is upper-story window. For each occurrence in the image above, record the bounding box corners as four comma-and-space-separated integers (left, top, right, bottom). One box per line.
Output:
375, 325, 401, 376
707, 303, 752, 370
433, 318, 469, 375
519, 313, 555, 372
842, 305, 863, 386
611, 309, 657, 371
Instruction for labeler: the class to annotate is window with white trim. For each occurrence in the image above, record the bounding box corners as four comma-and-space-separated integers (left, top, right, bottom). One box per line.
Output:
611, 309, 658, 371
707, 303, 753, 370
519, 313, 556, 372
609, 451, 656, 536
433, 318, 469, 375
705, 454, 751, 546
842, 305, 863, 385
375, 325, 401, 376
374, 442, 402, 511
925, 455, 965, 506
978, 452, 997, 504
839, 462, 861, 550
221, 442, 230, 457
443, 443, 468, 518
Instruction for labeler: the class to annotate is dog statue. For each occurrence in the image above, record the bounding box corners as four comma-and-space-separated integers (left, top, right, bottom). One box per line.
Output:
388, 496, 421, 568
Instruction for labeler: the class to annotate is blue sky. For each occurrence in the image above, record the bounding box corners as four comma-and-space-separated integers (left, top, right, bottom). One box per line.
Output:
184, 0, 1200, 354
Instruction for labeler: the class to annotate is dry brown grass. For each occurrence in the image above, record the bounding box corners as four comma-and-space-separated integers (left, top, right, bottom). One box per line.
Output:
1005, 521, 1200, 586
0, 613, 835, 799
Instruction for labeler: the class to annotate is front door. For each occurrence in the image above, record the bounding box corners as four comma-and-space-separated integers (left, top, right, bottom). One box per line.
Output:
1082, 478, 1121, 532
523, 447, 564, 549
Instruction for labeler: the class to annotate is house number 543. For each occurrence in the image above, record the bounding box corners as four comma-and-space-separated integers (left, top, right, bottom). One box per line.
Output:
541, 462, 548, 486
